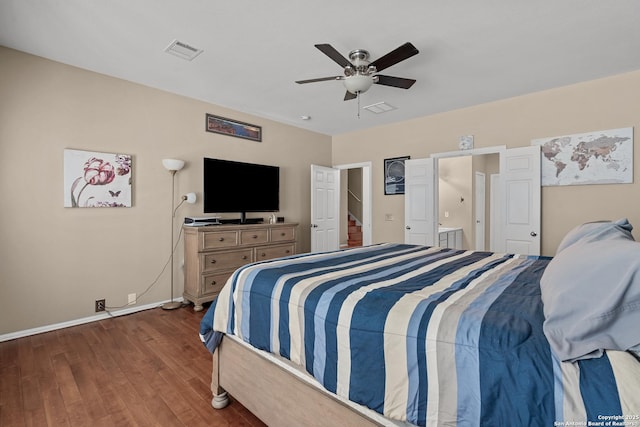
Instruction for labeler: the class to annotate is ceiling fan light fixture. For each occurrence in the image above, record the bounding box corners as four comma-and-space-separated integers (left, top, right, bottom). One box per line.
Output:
344, 74, 373, 94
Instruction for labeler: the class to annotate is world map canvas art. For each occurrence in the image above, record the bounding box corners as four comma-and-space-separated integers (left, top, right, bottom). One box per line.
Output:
64, 149, 132, 207
531, 127, 633, 186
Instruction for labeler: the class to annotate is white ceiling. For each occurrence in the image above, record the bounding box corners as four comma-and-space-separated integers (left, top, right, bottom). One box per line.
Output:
1, 1, 640, 136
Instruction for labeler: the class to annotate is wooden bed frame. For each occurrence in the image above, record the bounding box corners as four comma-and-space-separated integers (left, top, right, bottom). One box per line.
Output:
210, 336, 387, 427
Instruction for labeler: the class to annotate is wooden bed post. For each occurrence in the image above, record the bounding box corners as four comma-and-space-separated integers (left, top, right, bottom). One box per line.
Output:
211, 347, 229, 409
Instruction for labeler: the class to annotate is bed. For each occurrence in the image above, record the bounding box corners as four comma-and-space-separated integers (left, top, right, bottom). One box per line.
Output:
199, 219, 640, 426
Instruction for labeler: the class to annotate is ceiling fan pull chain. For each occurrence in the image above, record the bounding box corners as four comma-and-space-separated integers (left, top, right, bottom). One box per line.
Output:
357, 91, 361, 119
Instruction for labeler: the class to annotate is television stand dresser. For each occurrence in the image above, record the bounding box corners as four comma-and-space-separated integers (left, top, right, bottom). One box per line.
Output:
182, 222, 298, 311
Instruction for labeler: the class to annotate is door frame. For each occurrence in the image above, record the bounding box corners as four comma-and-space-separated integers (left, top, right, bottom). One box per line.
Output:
474, 171, 486, 251
489, 173, 501, 251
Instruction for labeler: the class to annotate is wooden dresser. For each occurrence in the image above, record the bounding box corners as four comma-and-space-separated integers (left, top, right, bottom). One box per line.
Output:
183, 222, 298, 311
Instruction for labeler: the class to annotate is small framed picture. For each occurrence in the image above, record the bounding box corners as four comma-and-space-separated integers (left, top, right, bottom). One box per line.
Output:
206, 113, 262, 142
384, 156, 410, 195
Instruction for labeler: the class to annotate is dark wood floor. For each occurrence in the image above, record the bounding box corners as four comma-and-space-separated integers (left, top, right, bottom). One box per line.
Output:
0, 304, 267, 426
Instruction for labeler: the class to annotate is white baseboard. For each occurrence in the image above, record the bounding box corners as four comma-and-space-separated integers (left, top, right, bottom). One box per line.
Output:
0, 298, 185, 343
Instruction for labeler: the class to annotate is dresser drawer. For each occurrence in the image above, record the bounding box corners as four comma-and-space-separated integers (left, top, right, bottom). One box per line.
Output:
183, 223, 298, 312
240, 229, 269, 245
202, 249, 253, 273
255, 244, 295, 261
202, 230, 239, 249
202, 272, 232, 296
271, 226, 296, 242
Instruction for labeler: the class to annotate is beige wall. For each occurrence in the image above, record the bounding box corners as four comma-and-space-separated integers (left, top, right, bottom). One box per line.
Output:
0, 47, 331, 335
333, 70, 640, 255
3, 45, 640, 336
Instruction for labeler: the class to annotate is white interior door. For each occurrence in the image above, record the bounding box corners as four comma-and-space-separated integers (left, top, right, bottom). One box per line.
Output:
404, 158, 436, 245
311, 164, 340, 253
501, 146, 541, 255
474, 171, 485, 251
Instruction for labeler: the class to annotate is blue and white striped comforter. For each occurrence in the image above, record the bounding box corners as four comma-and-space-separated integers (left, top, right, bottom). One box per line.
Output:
200, 243, 640, 426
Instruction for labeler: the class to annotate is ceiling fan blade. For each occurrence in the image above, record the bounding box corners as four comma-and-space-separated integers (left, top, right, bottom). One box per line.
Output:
344, 91, 357, 101
375, 75, 416, 89
296, 76, 342, 84
315, 44, 353, 68
370, 42, 419, 72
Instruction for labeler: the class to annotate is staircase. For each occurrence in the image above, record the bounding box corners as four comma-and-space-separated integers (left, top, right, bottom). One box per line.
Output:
347, 215, 363, 247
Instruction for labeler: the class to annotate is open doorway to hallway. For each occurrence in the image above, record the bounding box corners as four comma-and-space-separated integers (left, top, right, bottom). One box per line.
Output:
342, 168, 364, 248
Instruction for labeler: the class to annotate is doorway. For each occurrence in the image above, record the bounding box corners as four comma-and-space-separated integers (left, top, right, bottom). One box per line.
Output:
437, 154, 498, 251
310, 162, 372, 253
404, 145, 541, 255
337, 162, 372, 248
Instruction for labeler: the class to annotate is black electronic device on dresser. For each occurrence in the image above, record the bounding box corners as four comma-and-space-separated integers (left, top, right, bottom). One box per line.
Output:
203, 158, 279, 224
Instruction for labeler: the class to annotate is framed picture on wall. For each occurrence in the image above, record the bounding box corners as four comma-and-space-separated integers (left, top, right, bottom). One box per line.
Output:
384, 156, 410, 195
64, 149, 133, 208
205, 113, 262, 142
531, 127, 633, 186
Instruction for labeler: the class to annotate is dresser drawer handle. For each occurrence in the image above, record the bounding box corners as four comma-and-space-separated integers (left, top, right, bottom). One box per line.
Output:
242, 255, 248, 260
280, 232, 286, 236
210, 280, 217, 286
210, 259, 216, 264
261, 253, 266, 257
285, 250, 290, 253
252, 235, 258, 239
219, 237, 225, 242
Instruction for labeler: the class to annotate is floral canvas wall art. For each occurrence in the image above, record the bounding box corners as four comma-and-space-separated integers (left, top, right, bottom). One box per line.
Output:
64, 149, 132, 207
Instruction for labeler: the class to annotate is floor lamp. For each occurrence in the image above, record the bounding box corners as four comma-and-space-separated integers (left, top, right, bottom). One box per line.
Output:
161, 158, 195, 310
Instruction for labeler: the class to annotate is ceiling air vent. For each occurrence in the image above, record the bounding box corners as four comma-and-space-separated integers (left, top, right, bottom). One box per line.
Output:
363, 101, 397, 114
164, 39, 203, 61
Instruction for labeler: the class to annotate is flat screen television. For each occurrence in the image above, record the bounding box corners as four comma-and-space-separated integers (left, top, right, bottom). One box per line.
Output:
203, 158, 279, 223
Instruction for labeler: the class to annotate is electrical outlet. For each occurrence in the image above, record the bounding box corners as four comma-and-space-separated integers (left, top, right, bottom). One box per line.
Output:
95, 299, 106, 312
127, 293, 136, 305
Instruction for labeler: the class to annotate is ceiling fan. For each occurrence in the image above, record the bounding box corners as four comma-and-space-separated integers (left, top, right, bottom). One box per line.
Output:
295, 42, 419, 101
